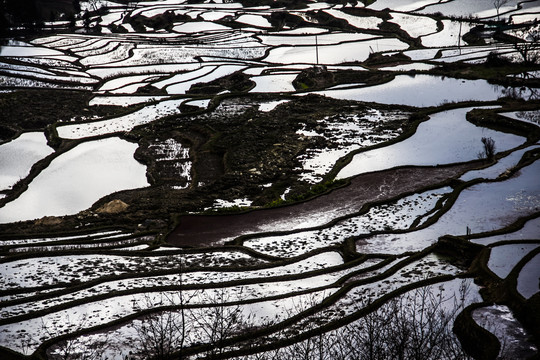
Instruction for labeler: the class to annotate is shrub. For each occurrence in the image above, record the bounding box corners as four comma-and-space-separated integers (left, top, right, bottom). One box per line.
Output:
478, 137, 496, 160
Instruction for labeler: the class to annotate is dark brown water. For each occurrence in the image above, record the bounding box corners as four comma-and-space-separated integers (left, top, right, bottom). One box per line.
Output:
168, 163, 477, 247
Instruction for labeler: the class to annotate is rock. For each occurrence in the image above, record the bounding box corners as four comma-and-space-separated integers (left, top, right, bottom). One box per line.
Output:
96, 200, 129, 214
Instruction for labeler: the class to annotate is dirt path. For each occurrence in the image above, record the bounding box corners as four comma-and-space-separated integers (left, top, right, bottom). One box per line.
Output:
167, 163, 478, 247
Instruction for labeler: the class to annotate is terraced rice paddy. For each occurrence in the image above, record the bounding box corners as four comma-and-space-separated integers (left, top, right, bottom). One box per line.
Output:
0, 0, 539, 359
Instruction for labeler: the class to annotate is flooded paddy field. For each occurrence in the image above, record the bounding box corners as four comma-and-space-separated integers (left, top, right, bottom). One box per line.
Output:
0, 0, 539, 359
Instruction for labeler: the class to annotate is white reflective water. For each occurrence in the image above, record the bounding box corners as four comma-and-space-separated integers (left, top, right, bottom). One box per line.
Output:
338, 107, 525, 179
56, 99, 184, 139
323, 9, 383, 30
263, 38, 409, 65
89, 95, 169, 107
421, 20, 473, 47
356, 158, 540, 254
517, 253, 540, 299
473, 217, 540, 245
258, 32, 375, 46
0, 137, 148, 223
500, 110, 540, 127
250, 73, 298, 93
389, 12, 439, 38
416, 0, 522, 20
459, 144, 540, 182
0, 44, 65, 57
368, 0, 441, 12
473, 305, 538, 358
314, 74, 528, 106
0, 132, 54, 191
488, 244, 539, 279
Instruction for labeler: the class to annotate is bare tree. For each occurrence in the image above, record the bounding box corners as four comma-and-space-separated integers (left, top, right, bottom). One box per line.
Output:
493, 0, 509, 22
86, 0, 102, 12
127, 1, 139, 10
316, 287, 464, 360
478, 137, 496, 160
128, 285, 258, 359
189, 288, 256, 358
243, 282, 473, 360
514, 31, 540, 65
42, 316, 109, 360
130, 292, 191, 360
129, 255, 196, 360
